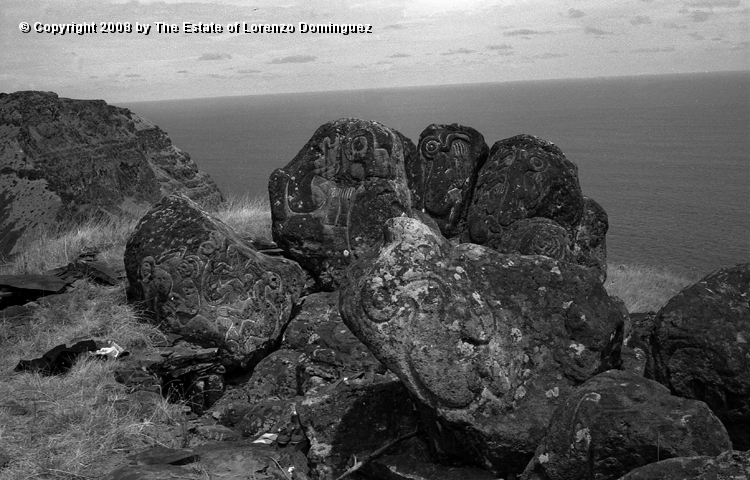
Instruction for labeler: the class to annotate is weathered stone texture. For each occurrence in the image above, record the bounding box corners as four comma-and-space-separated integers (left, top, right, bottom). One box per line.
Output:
340, 216, 625, 478
124, 194, 304, 370
0, 91, 224, 259
269, 118, 415, 290
521, 370, 732, 480
406, 123, 488, 238
647, 263, 750, 450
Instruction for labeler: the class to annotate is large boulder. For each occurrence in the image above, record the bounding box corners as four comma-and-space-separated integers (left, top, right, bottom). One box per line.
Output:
616, 450, 750, 480
405, 123, 488, 238
460, 134, 608, 280
647, 263, 750, 449
0, 91, 224, 260
124, 193, 305, 371
521, 370, 732, 480
269, 118, 415, 291
340, 216, 625, 478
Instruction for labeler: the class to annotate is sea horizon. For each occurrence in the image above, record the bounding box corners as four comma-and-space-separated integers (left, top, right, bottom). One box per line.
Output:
124, 70, 750, 278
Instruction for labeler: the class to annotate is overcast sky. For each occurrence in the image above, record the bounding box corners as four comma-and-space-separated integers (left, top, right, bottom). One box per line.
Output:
1, 0, 748, 102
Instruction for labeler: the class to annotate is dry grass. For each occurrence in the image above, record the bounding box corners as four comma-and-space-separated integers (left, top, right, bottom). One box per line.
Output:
213, 193, 273, 241
604, 263, 697, 313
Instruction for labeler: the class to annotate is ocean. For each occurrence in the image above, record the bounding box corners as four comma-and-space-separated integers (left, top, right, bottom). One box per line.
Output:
124, 71, 750, 278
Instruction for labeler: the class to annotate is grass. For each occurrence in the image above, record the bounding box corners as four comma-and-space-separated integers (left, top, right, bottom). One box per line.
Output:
0, 194, 698, 477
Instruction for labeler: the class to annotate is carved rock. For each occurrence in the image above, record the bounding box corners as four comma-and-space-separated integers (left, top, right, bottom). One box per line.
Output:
269, 118, 415, 291
340, 217, 625, 478
124, 193, 305, 371
521, 370, 732, 480
406, 123, 488, 238
616, 450, 750, 480
463, 134, 583, 247
647, 263, 750, 450
572, 196, 609, 281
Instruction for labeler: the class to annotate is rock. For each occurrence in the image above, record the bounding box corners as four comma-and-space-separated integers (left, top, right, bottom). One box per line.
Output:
406, 123, 488, 238
282, 291, 385, 392
462, 134, 583, 249
572, 197, 609, 281
362, 451, 500, 480
0, 91, 224, 260
0, 274, 73, 307
616, 450, 750, 480
124, 193, 305, 372
269, 118, 415, 290
297, 378, 420, 480
621, 312, 657, 376
490, 217, 575, 262
521, 370, 732, 480
647, 263, 750, 450
241, 349, 302, 402
340, 216, 625, 478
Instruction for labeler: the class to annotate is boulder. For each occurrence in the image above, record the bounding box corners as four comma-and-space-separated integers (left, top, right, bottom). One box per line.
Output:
572, 197, 609, 281
269, 118, 415, 290
124, 193, 305, 371
340, 216, 625, 478
405, 123, 488, 238
0, 91, 224, 260
297, 377, 420, 479
616, 450, 750, 480
647, 263, 750, 450
462, 134, 583, 248
521, 370, 732, 480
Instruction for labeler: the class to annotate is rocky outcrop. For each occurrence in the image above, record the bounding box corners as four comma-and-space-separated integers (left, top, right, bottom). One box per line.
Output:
647, 263, 750, 450
405, 123, 488, 238
269, 118, 416, 291
340, 216, 625, 478
124, 194, 305, 372
0, 91, 224, 260
521, 370, 732, 480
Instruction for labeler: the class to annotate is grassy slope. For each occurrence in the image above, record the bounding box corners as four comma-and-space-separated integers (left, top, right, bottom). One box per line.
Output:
0, 196, 696, 478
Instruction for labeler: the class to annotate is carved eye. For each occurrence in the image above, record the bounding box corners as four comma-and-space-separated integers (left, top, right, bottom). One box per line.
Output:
424, 139, 440, 156
352, 136, 367, 155
528, 156, 546, 172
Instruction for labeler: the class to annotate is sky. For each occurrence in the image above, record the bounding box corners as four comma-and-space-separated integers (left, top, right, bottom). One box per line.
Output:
1, 0, 748, 102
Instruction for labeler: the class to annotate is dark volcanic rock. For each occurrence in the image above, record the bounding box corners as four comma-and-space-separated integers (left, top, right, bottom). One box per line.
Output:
521, 370, 732, 480
124, 193, 305, 371
462, 134, 583, 248
406, 123, 488, 238
647, 263, 750, 450
269, 118, 415, 291
572, 196, 609, 281
616, 450, 750, 480
340, 216, 625, 478
0, 91, 224, 260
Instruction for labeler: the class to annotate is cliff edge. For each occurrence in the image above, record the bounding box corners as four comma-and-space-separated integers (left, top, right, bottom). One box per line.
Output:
0, 91, 224, 259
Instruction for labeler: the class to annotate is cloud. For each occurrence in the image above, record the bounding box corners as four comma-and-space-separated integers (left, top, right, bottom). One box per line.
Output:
125, 74, 141, 77
689, 10, 711, 21
568, 9, 585, 18
688, 32, 705, 40
441, 48, 475, 55
630, 15, 651, 25
504, 29, 548, 36
684, 0, 740, 6
207, 73, 227, 78
269, 55, 317, 64
664, 22, 688, 29
390, 53, 410, 58
237, 69, 261, 74
487, 44, 513, 51
198, 53, 232, 61
177, 70, 189, 74
585, 26, 613, 35
632, 46, 676, 53
730, 41, 750, 50
532, 53, 568, 59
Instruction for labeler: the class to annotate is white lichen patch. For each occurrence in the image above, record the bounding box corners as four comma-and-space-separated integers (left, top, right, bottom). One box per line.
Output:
545, 386, 560, 398
514, 386, 527, 399
737, 332, 747, 344
575, 428, 591, 447
457, 340, 475, 356
563, 301, 573, 309
551, 266, 562, 275
454, 273, 461, 280
583, 392, 601, 403
580, 314, 587, 322
569, 343, 586, 355
472, 292, 482, 302
511, 327, 523, 343
538, 453, 549, 464
455, 266, 465, 274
